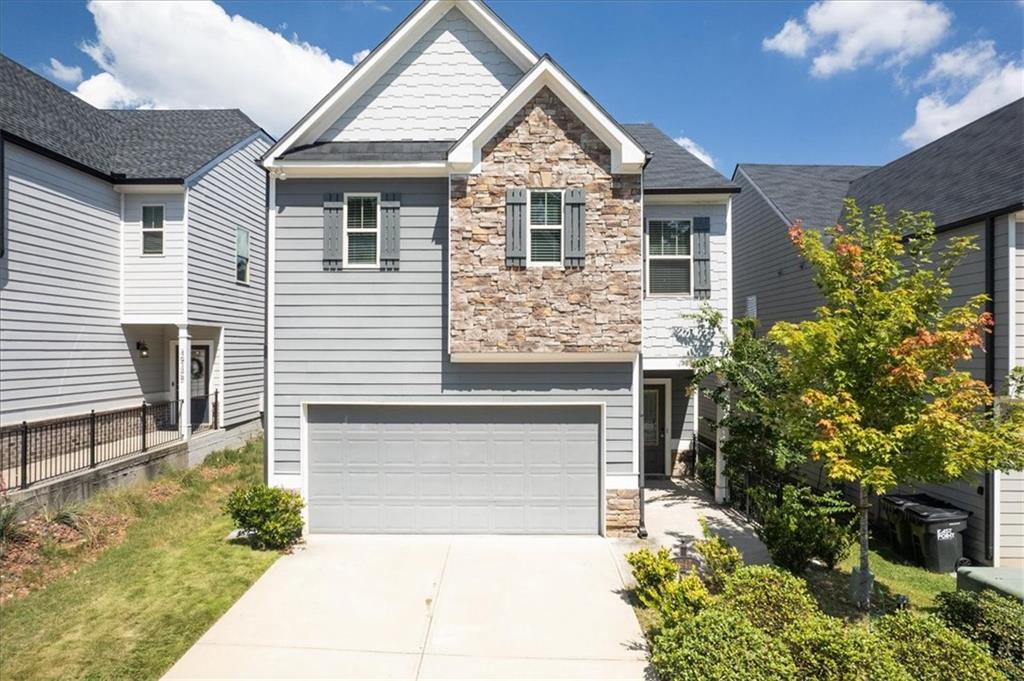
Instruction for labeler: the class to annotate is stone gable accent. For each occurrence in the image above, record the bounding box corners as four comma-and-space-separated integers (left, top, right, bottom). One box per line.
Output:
449, 87, 642, 355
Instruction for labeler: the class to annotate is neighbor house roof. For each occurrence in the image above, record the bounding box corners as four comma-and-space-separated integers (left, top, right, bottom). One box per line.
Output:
623, 123, 738, 193
0, 53, 266, 182
734, 164, 877, 229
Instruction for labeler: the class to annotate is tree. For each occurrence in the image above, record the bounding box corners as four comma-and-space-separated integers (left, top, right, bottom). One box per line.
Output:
769, 200, 1024, 611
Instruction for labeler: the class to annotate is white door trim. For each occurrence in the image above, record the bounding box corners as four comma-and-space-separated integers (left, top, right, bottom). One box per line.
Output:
169, 339, 214, 425
643, 378, 672, 477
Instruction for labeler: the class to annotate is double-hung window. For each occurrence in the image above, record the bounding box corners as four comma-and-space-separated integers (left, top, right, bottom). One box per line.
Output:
344, 193, 379, 268
141, 205, 164, 255
236, 227, 250, 283
647, 219, 692, 295
527, 189, 562, 266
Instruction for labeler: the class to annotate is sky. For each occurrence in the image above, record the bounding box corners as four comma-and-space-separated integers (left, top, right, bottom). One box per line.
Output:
1, 0, 1021, 175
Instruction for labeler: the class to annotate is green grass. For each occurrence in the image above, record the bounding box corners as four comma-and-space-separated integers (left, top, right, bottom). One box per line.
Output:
0, 439, 279, 681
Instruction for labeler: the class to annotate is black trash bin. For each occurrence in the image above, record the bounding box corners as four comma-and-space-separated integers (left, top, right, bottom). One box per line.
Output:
905, 500, 970, 572
879, 493, 932, 560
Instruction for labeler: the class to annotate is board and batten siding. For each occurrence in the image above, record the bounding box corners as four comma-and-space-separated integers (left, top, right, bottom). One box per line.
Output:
272, 178, 635, 480
319, 7, 522, 142
122, 193, 185, 322
1, 143, 148, 423
187, 135, 271, 427
643, 203, 729, 362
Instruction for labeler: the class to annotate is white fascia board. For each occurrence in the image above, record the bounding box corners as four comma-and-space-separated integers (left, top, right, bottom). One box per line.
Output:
271, 161, 448, 178
448, 61, 645, 175
450, 351, 638, 363
113, 184, 185, 194
643, 193, 734, 206
263, 0, 538, 167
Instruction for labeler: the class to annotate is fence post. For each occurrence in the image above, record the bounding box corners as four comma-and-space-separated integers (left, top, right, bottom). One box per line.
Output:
19, 421, 28, 489
141, 401, 148, 452
89, 409, 96, 468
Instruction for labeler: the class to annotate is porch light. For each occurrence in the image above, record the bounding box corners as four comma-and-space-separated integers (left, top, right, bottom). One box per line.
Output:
136, 341, 150, 359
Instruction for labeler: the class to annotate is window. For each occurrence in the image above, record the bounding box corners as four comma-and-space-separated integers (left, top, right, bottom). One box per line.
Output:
236, 227, 250, 283
142, 205, 164, 255
344, 193, 379, 267
647, 219, 691, 295
528, 190, 562, 265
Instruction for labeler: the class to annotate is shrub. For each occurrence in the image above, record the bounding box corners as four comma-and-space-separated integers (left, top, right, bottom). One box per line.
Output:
0, 502, 27, 550
875, 610, 1007, 681
721, 565, 818, 631
751, 484, 857, 573
657, 569, 715, 628
692, 517, 742, 592
936, 589, 1024, 680
626, 547, 678, 608
651, 607, 797, 681
782, 614, 910, 681
223, 484, 304, 550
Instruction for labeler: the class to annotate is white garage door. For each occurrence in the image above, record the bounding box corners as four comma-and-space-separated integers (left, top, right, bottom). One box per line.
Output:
307, 405, 600, 534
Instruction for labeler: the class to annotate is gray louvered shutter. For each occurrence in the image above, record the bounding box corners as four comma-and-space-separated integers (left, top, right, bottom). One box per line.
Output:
506, 188, 527, 267
693, 216, 711, 299
563, 188, 586, 268
381, 192, 401, 271
323, 193, 343, 271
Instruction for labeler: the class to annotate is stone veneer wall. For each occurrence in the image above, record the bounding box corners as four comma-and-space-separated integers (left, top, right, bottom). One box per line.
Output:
606, 489, 640, 536
449, 86, 642, 355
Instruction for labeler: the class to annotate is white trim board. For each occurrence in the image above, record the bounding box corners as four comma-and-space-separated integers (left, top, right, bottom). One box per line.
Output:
270, 162, 448, 179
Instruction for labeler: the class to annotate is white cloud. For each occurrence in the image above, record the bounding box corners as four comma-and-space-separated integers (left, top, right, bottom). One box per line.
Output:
920, 40, 998, 86
72, 0, 357, 135
764, 1, 952, 77
674, 136, 715, 169
352, 48, 371, 64
44, 57, 83, 85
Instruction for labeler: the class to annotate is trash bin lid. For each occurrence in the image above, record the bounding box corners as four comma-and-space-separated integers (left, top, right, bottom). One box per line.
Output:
904, 503, 969, 522
881, 493, 933, 508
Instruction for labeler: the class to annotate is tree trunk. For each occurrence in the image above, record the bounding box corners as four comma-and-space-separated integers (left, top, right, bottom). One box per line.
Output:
855, 482, 874, 612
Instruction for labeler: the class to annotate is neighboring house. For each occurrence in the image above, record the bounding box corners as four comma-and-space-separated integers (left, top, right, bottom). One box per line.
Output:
0, 54, 273, 486
262, 0, 737, 536
732, 99, 1024, 567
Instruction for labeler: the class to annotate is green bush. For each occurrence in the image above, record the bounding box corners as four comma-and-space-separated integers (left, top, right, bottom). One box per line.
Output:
751, 484, 857, 573
657, 569, 715, 628
692, 517, 742, 592
875, 610, 1007, 681
625, 547, 678, 608
782, 615, 910, 681
936, 589, 1024, 680
652, 607, 797, 681
223, 484, 304, 550
721, 565, 818, 631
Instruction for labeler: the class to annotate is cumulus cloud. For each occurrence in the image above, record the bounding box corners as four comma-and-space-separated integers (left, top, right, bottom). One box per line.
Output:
72, 0, 359, 135
764, 1, 951, 77
919, 40, 999, 86
674, 136, 715, 169
44, 57, 84, 85
352, 48, 371, 64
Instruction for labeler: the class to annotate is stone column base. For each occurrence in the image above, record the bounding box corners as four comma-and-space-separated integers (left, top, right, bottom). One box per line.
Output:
606, 489, 640, 537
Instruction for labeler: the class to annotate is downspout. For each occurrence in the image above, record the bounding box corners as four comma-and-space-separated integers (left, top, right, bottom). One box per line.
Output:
263, 170, 271, 486
984, 216, 996, 563
637, 159, 649, 539
638, 353, 647, 538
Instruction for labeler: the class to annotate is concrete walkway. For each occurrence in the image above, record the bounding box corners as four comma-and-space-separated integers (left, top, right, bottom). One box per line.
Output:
164, 535, 649, 680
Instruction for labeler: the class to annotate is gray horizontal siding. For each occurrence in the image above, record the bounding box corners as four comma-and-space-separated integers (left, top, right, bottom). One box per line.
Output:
273, 178, 634, 477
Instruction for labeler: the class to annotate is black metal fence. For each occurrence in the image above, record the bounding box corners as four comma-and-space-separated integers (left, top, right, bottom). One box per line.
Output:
0, 400, 183, 491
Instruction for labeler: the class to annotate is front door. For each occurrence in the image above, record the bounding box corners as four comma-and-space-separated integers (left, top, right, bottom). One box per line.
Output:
189, 346, 210, 426
643, 384, 666, 477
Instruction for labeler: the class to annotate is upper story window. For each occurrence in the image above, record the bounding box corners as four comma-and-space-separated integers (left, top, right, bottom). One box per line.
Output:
142, 205, 164, 255
236, 227, 250, 284
528, 190, 562, 265
647, 219, 691, 295
344, 193, 379, 268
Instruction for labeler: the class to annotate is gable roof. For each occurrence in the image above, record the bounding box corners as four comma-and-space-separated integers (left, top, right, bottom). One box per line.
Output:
623, 123, 738, 193
848, 98, 1023, 229
734, 164, 877, 229
0, 53, 266, 182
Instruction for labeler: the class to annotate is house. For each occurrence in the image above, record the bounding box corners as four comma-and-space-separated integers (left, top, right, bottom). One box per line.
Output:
731, 98, 1024, 567
0, 54, 273, 489
262, 0, 738, 536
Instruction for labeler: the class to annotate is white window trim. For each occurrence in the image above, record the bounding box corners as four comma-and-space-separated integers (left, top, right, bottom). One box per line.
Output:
342, 192, 381, 269
140, 203, 166, 257
235, 226, 251, 285
645, 218, 693, 297
526, 189, 564, 267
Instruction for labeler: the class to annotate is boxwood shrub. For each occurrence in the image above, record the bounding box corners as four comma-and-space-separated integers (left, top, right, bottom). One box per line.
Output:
936, 589, 1024, 680
224, 484, 304, 550
625, 547, 678, 608
657, 569, 715, 628
782, 614, 910, 681
692, 517, 742, 593
721, 565, 818, 631
875, 610, 1007, 681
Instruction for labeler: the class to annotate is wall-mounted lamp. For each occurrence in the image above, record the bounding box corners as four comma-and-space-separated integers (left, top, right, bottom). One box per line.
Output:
136, 341, 150, 359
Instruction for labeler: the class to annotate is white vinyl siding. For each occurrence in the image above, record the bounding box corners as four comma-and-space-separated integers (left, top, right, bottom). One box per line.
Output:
122, 193, 185, 323
647, 219, 692, 295
527, 189, 562, 265
344, 193, 380, 268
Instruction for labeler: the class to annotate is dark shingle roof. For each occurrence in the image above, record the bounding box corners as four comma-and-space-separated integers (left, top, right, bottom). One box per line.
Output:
280, 140, 452, 162
623, 123, 738, 193
735, 164, 877, 229
0, 54, 264, 181
848, 98, 1024, 228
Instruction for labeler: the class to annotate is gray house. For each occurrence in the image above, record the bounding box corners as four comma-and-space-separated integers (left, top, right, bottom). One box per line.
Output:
0, 54, 272, 487
732, 99, 1024, 567
263, 0, 738, 536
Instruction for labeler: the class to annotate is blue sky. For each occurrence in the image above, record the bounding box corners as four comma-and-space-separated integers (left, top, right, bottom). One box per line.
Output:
1, 0, 1021, 175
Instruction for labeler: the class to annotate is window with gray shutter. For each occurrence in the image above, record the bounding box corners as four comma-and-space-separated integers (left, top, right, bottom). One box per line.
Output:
323, 193, 343, 271
380, 192, 400, 271
564, 188, 586, 268
344, 194, 379, 268
693, 216, 711, 299
528, 189, 562, 265
647, 219, 691, 295
506, 188, 527, 267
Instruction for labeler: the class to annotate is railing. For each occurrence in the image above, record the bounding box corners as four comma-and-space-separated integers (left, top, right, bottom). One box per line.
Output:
0, 400, 183, 491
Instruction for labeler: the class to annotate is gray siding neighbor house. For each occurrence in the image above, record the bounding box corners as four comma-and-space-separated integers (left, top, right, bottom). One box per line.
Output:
731, 98, 1024, 567
0, 54, 273, 485
263, 0, 738, 536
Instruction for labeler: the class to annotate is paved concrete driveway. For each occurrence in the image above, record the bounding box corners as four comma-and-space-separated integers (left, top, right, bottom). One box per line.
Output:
164, 535, 648, 680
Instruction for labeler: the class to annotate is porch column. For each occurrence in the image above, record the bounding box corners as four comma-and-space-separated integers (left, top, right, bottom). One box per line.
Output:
177, 325, 191, 440
714, 394, 730, 504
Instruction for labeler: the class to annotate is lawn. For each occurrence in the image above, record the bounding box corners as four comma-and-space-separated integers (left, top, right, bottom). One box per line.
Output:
0, 438, 279, 681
